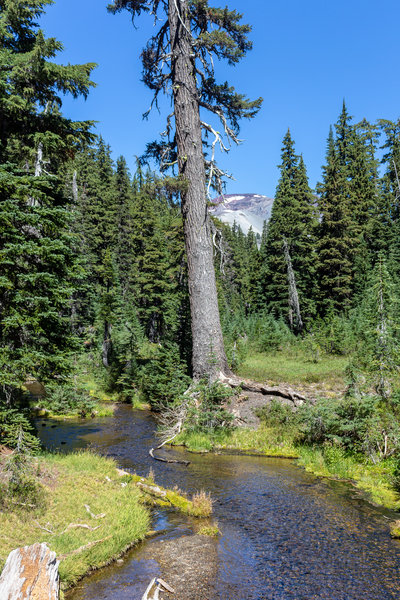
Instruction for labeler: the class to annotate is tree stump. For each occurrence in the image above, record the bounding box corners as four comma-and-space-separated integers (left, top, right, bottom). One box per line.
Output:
0, 543, 59, 600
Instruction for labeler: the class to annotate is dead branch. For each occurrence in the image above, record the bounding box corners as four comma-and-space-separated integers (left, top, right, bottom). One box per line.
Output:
58, 536, 112, 560
84, 504, 106, 519
34, 521, 54, 534
62, 523, 101, 534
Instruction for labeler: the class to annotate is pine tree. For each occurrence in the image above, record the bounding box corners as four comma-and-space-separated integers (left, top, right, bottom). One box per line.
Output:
260, 130, 317, 329
0, 0, 95, 409
108, 0, 262, 380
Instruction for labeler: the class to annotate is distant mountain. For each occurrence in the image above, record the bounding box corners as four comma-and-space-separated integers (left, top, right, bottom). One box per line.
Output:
209, 193, 274, 237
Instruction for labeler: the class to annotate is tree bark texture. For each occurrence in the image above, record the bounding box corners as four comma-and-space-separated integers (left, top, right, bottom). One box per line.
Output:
168, 0, 229, 379
0, 543, 59, 600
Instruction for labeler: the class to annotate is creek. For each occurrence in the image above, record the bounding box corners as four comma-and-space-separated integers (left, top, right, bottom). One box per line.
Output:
37, 405, 400, 600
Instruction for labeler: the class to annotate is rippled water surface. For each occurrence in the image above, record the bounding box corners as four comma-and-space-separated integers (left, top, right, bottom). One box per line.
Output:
37, 406, 400, 600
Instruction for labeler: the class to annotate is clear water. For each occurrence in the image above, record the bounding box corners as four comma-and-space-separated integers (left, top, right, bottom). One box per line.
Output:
37, 406, 400, 600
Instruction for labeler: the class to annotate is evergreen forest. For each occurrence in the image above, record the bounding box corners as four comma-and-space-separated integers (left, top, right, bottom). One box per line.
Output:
2, 0, 400, 549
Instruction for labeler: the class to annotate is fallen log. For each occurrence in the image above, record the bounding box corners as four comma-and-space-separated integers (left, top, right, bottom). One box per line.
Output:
136, 481, 167, 497
218, 373, 308, 404
0, 543, 59, 600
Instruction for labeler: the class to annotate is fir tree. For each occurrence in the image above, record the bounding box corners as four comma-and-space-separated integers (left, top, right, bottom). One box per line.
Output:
316, 127, 353, 315
0, 0, 95, 411
261, 130, 317, 329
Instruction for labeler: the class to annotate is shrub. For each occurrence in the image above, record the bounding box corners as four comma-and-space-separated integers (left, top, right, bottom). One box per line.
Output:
42, 385, 97, 417
298, 395, 379, 452
185, 381, 235, 434
0, 404, 40, 453
0, 429, 45, 510
257, 399, 299, 428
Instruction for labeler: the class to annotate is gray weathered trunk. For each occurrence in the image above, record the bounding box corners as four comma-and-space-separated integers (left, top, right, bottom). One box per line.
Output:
283, 237, 303, 334
168, 0, 229, 379
0, 543, 59, 600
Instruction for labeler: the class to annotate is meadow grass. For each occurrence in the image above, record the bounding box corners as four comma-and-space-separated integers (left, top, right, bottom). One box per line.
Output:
0, 451, 150, 589
176, 426, 298, 458
237, 349, 347, 389
176, 429, 400, 510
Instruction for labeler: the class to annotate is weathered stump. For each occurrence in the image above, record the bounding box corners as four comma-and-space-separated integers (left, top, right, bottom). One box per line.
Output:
0, 542, 59, 600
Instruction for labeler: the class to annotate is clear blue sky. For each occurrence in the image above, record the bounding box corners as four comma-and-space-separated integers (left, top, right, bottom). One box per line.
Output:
41, 0, 400, 197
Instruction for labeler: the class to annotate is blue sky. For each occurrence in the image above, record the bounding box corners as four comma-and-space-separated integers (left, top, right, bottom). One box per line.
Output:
41, 0, 400, 197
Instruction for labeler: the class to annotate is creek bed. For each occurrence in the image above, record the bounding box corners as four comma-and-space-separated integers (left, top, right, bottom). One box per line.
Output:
37, 405, 400, 600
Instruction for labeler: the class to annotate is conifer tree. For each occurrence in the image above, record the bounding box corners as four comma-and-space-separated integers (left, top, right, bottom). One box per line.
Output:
0, 0, 95, 406
316, 127, 353, 315
354, 255, 400, 401
108, 0, 262, 380
260, 130, 317, 329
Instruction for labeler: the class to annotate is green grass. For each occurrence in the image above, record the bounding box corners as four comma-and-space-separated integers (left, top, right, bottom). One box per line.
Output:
176, 428, 400, 511
175, 426, 298, 458
297, 446, 400, 510
0, 452, 214, 590
0, 452, 150, 589
237, 349, 347, 389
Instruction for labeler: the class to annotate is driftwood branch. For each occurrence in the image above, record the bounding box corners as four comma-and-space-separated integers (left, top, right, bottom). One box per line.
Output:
142, 577, 175, 600
58, 536, 112, 560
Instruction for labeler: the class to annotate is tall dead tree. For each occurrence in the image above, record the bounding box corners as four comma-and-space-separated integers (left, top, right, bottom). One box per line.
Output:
282, 237, 303, 334
108, 0, 262, 380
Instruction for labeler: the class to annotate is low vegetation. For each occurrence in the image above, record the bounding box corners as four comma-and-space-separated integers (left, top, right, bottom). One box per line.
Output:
0, 450, 213, 589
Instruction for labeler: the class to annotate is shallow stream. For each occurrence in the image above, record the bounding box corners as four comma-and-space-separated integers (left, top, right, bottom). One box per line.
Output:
37, 405, 400, 599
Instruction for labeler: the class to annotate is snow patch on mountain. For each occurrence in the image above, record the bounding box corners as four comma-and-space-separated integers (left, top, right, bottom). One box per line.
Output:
209, 193, 274, 236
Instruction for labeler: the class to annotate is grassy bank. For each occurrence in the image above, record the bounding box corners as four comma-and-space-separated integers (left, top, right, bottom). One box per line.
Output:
176, 426, 298, 457
0, 451, 212, 590
176, 428, 400, 510
237, 349, 347, 391
0, 452, 149, 589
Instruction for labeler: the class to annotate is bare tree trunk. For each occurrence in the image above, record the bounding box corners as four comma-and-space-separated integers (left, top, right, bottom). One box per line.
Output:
102, 320, 112, 368
282, 237, 303, 334
168, 0, 230, 380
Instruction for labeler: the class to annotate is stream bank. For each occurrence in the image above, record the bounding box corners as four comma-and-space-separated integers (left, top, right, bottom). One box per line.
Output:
35, 405, 400, 600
